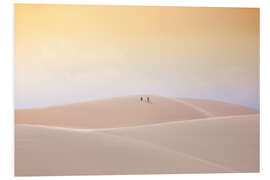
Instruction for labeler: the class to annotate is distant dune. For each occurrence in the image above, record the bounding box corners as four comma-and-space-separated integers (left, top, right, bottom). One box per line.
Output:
15, 95, 258, 129
15, 95, 259, 176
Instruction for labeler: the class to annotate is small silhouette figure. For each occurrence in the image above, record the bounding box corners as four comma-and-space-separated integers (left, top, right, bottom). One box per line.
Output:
140, 97, 143, 102
147, 97, 150, 103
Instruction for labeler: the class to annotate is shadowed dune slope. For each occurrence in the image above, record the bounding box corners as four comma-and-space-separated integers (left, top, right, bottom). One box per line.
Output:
15, 95, 258, 128
15, 114, 259, 176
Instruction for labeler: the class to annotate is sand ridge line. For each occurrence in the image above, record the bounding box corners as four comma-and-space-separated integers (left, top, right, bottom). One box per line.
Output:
16, 114, 259, 132
169, 97, 215, 117
16, 124, 238, 173
112, 113, 259, 132
15, 124, 97, 132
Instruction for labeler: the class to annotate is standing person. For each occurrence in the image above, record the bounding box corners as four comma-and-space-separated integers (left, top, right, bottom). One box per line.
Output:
147, 97, 150, 103
140, 97, 143, 102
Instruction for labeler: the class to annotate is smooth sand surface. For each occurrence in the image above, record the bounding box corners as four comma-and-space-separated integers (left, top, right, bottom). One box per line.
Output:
15, 123, 230, 176
177, 98, 258, 117
15, 95, 259, 176
105, 114, 259, 172
15, 95, 258, 128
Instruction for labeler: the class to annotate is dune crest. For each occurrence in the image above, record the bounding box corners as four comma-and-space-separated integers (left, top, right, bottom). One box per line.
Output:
15, 95, 258, 129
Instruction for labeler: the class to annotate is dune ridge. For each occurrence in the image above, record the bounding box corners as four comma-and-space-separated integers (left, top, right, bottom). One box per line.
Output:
15, 95, 258, 129
16, 114, 259, 132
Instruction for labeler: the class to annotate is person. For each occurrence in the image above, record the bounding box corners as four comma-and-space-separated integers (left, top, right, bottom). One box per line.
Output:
147, 97, 150, 103
140, 97, 143, 102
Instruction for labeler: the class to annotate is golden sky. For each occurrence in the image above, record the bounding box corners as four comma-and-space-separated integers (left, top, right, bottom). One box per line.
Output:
15, 4, 259, 109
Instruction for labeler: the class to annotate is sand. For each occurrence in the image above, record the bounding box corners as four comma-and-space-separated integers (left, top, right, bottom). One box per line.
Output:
15, 95, 257, 129
15, 95, 259, 176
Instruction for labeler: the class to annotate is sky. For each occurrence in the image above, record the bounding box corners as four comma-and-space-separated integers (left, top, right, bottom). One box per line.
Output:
15, 4, 259, 109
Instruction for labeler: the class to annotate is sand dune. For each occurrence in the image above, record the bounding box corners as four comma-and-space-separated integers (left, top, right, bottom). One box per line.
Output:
104, 114, 259, 172
15, 95, 259, 176
15, 124, 229, 176
15, 95, 258, 128
15, 114, 259, 176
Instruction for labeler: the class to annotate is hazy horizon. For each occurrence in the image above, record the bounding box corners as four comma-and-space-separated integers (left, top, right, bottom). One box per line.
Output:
15, 5, 259, 110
